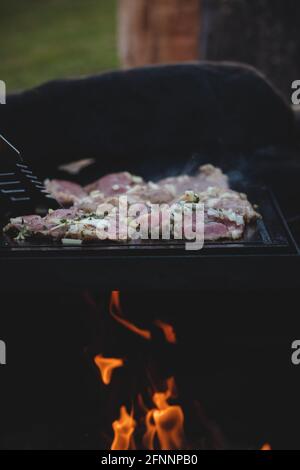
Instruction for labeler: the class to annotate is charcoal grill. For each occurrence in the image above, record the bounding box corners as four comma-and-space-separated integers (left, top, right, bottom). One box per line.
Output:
0, 183, 299, 291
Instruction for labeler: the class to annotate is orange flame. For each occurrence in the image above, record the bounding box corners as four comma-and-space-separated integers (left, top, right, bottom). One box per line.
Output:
261, 442, 272, 450
94, 354, 124, 385
154, 320, 177, 344
153, 405, 184, 450
153, 376, 177, 408
109, 291, 151, 341
143, 377, 184, 450
143, 410, 156, 450
111, 406, 136, 450
110, 290, 122, 315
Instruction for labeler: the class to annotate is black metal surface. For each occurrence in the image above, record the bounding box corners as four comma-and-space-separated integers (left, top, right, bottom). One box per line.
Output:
0, 185, 299, 291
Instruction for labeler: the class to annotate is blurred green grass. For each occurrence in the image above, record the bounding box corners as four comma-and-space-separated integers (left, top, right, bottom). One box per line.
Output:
0, 0, 119, 92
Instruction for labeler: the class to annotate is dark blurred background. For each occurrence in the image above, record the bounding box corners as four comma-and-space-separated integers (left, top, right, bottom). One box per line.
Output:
203, 0, 300, 101
1, 0, 300, 101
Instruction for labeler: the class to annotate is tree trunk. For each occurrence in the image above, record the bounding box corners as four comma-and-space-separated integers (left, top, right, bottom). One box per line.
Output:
118, 0, 201, 68
202, 0, 300, 100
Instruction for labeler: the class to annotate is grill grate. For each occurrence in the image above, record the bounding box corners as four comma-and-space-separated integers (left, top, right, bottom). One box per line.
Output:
0, 182, 299, 291
0, 186, 296, 254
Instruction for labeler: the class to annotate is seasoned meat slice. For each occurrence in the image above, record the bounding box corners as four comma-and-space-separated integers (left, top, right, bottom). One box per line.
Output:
45, 179, 87, 206
157, 164, 229, 197
85, 172, 143, 195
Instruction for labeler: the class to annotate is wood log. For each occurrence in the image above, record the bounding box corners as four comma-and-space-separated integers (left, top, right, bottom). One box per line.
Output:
118, 0, 201, 68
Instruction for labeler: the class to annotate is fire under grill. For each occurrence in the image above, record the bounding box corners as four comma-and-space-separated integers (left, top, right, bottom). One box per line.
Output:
0, 185, 299, 291
1, 184, 299, 450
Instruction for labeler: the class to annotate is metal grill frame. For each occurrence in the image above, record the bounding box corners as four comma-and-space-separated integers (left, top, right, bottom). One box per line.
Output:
0, 186, 299, 291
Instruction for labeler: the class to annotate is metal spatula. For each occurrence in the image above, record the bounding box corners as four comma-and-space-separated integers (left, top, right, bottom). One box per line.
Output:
0, 133, 60, 216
